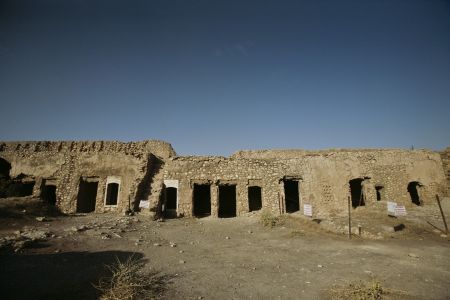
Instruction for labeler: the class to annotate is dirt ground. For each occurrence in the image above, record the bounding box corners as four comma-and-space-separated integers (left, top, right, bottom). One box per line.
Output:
0, 197, 449, 300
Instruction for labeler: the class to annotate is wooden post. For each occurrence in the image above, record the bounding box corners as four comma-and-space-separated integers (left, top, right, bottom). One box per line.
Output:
436, 194, 448, 233
348, 196, 352, 239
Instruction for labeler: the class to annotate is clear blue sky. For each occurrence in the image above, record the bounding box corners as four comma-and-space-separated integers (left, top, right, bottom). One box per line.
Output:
0, 0, 449, 155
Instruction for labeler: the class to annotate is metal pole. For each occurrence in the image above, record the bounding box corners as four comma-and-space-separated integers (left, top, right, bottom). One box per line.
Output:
348, 196, 352, 239
436, 194, 448, 233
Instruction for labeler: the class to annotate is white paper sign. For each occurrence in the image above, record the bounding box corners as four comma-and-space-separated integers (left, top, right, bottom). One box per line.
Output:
395, 205, 407, 216
139, 200, 149, 209
303, 204, 312, 217
387, 201, 397, 216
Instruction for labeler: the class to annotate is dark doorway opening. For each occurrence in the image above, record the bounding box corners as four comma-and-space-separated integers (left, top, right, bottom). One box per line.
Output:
77, 179, 98, 213
0, 158, 11, 178
0, 160, 35, 198
165, 187, 177, 210
350, 178, 365, 207
7, 180, 35, 197
284, 180, 299, 213
105, 183, 119, 206
408, 182, 421, 206
248, 186, 262, 212
375, 185, 384, 201
218, 185, 236, 218
0, 158, 12, 197
164, 187, 177, 218
42, 185, 57, 205
193, 184, 211, 217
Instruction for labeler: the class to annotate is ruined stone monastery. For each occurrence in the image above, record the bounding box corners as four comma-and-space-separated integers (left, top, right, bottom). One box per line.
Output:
0, 141, 449, 219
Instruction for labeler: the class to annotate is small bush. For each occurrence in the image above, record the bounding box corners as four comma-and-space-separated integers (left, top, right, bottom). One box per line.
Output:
95, 256, 163, 300
260, 210, 284, 228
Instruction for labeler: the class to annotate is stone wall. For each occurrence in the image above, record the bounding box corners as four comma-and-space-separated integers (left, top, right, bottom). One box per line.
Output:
439, 147, 450, 196
0, 140, 447, 219
0, 141, 175, 214
163, 156, 283, 217
164, 149, 447, 218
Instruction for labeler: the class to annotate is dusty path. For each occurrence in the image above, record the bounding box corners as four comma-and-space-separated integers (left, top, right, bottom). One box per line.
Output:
1, 209, 449, 299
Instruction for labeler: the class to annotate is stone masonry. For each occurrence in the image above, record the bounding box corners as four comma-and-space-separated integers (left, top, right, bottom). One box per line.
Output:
0, 141, 175, 214
439, 147, 450, 196
0, 140, 448, 219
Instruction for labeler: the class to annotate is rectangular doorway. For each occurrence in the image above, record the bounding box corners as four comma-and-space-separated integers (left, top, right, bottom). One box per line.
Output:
248, 186, 262, 212
349, 178, 365, 207
105, 183, 119, 206
193, 184, 211, 217
77, 179, 98, 213
164, 186, 177, 218
42, 184, 57, 205
284, 180, 299, 213
218, 185, 236, 218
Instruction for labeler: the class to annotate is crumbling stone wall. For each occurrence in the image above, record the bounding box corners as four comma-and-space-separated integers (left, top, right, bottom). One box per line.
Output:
0, 141, 175, 214
439, 147, 450, 196
162, 156, 283, 217
164, 149, 447, 218
1, 140, 447, 219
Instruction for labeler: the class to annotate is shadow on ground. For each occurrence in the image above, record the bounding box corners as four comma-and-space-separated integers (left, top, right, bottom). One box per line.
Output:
0, 197, 65, 219
0, 250, 145, 300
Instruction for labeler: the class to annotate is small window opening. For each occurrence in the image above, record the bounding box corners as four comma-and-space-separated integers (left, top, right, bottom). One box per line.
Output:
248, 186, 262, 212
375, 185, 384, 201
218, 185, 236, 218
407, 181, 422, 206
42, 185, 57, 205
77, 179, 98, 213
284, 180, 300, 213
105, 183, 119, 206
350, 178, 365, 208
193, 184, 211, 217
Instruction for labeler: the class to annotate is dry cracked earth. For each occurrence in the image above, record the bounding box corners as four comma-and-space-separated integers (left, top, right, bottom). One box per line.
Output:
0, 197, 449, 300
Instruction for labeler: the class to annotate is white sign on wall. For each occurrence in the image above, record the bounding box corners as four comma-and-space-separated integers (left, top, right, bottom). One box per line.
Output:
387, 201, 397, 216
395, 205, 407, 216
139, 200, 150, 209
303, 204, 313, 217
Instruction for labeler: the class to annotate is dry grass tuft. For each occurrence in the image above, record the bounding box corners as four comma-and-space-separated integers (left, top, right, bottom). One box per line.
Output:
328, 279, 407, 300
95, 255, 168, 300
260, 210, 285, 228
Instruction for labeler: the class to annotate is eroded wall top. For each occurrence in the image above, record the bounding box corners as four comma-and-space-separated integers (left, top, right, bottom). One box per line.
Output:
231, 148, 439, 159
0, 140, 176, 159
